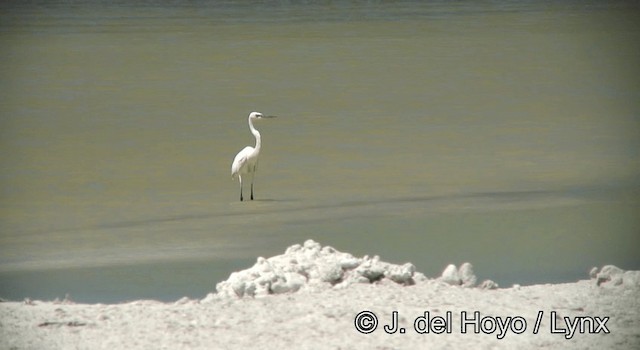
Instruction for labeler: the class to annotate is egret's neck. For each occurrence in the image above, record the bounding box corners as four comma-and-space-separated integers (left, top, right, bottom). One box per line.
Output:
248, 117, 261, 152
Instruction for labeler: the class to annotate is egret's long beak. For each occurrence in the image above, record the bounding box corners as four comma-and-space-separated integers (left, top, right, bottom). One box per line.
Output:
262, 115, 277, 119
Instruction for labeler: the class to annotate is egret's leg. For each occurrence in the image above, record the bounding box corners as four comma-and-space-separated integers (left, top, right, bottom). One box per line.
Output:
249, 172, 255, 200
239, 175, 243, 201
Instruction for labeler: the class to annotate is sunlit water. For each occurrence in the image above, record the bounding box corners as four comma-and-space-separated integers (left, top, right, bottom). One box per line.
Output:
1, 1, 639, 303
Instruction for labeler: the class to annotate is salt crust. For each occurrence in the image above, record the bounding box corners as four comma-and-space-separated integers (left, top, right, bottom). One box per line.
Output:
2, 240, 639, 350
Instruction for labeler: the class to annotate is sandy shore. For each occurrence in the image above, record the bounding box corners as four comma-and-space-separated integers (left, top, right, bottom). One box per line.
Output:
2, 240, 639, 349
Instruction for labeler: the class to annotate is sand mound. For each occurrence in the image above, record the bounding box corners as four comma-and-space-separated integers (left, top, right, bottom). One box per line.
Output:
214, 240, 501, 299
215, 239, 425, 298
590, 264, 640, 287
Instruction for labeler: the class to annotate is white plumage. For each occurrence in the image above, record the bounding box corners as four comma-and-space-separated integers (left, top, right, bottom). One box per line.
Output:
231, 111, 276, 201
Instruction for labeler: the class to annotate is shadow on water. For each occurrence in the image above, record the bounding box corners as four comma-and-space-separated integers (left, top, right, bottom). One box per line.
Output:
33, 185, 621, 236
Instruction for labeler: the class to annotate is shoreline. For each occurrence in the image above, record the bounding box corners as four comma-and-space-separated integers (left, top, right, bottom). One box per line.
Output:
2, 240, 639, 349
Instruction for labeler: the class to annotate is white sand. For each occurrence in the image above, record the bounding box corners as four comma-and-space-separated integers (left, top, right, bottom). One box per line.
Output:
2, 240, 639, 349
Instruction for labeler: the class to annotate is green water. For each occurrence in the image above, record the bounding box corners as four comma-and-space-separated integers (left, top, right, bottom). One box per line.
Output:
1, 1, 639, 302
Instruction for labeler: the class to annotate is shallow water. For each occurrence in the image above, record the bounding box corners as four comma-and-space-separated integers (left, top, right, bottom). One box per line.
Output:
1, 1, 639, 302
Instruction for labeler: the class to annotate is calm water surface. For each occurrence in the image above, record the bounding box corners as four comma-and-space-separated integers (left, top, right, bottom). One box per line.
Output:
1, 1, 639, 302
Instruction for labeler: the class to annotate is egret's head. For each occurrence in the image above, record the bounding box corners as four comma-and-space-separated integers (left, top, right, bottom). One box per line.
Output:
249, 111, 263, 119
249, 111, 276, 120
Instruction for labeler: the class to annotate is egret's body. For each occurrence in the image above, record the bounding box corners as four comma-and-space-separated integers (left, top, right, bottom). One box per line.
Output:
231, 112, 275, 201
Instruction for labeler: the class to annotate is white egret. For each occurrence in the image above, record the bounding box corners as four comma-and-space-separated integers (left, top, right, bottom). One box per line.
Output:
231, 111, 276, 201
